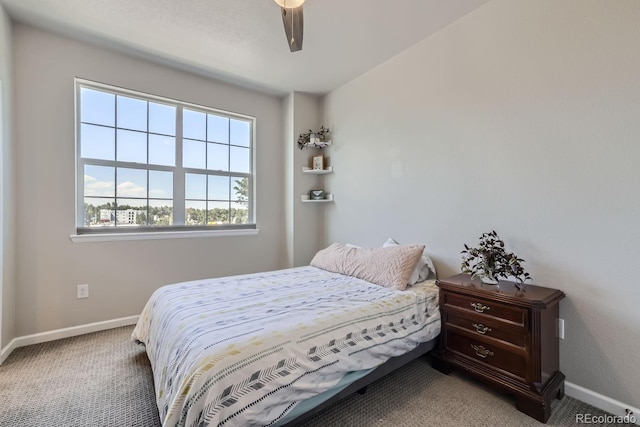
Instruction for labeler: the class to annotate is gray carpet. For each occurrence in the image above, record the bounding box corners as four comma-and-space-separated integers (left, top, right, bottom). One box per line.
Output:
0, 326, 614, 427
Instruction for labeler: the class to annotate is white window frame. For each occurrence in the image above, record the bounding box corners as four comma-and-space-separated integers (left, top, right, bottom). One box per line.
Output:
72, 78, 257, 242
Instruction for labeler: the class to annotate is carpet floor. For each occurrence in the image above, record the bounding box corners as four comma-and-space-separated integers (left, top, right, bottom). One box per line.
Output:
0, 326, 615, 426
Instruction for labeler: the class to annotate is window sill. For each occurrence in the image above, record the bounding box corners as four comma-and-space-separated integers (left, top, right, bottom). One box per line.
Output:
69, 228, 260, 243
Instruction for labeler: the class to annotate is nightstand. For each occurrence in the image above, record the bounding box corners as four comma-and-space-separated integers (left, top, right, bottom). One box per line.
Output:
431, 273, 565, 423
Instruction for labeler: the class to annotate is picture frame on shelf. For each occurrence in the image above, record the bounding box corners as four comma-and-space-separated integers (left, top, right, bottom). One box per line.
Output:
312, 155, 324, 170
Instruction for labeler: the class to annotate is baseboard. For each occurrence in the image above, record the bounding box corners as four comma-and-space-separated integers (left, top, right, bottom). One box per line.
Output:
566, 381, 640, 425
0, 337, 18, 365
0, 315, 139, 365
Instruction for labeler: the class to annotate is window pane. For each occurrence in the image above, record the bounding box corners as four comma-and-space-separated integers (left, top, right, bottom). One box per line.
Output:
230, 119, 250, 147
230, 146, 250, 173
81, 124, 115, 160
207, 114, 229, 143
185, 201, 207, 225
207, 201, 229, 225
231, 177, 249, 202
149, 134, 175, 166
80, 88, 114, 126
208, 175, 229, 200
207, 143, 228, 171
84, 165, 115, 197
117, 129, 147, 163
149, 170, 173, 199
231, 201, 249, 224
185, 173, 206, 199
117, 96, 147, 131
184, 109, 206, 140
148, 199, 173, 226
116, 198, 147, 226
84, 198, 115, 227
183, 139, 206, 169
117, 168, 147, 198
149, 102, 176, 136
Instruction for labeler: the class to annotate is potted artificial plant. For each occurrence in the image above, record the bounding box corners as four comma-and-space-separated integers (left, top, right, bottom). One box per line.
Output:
298, 126, 331, 149
461, 230, 531, 290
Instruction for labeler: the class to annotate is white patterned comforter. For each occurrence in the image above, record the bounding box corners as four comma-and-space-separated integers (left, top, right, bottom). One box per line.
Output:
132, 266, 441, 427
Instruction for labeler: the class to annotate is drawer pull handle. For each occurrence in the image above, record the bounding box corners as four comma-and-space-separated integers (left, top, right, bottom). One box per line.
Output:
471, 344, 494, 359
470, 302, 490, 313
473, 323, 492, 335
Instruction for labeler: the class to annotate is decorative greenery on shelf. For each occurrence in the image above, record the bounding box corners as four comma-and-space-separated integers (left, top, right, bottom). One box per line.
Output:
298, 125, 331, 149
460, 230, 532, 290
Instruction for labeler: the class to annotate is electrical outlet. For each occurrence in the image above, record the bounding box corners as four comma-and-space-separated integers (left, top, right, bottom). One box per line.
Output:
77, 284, 89, 299
558, 318, 565, 339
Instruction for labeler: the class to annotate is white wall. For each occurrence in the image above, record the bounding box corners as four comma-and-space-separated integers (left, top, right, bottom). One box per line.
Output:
284, 92, 325, 267
0, 4, 16, 350
12, 24, 287, 337
323, 0, 640, 408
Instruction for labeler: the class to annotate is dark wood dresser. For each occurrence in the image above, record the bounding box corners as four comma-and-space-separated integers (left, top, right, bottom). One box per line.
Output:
431, 273, 565, 423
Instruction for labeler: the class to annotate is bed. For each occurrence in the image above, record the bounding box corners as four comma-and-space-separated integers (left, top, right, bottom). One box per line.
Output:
132, 246, 441, 427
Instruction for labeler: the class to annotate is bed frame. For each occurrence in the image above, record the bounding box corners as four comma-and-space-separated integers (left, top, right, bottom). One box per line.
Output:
281, 338, 438, 426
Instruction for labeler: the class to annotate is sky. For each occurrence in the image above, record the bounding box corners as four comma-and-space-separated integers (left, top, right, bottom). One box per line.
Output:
80, 87, 251, 207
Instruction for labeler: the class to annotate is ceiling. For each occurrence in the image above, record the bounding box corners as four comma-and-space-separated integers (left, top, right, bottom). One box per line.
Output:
0, 0, 489, 96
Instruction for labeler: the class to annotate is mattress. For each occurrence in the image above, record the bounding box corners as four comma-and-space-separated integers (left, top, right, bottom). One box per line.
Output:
132, 266, 441, 427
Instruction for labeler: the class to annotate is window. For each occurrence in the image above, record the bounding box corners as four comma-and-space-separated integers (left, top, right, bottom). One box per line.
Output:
75, 79, 255, 235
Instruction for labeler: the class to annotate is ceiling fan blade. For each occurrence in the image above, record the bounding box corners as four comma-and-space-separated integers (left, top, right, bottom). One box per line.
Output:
281, 6, 304, 52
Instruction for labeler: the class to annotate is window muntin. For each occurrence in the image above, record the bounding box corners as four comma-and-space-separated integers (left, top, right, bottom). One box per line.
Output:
76, 80, 254, 233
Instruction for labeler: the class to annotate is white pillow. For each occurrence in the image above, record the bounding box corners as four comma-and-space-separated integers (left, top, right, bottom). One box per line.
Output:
310, 243, 425, 291
383, 238, 436, 284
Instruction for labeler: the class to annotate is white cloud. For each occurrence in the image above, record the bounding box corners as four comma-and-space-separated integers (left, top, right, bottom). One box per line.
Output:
86, 174, 169, 199
150, 188, 169, 198
117, 181, 146, 198
84, 174, 115, 197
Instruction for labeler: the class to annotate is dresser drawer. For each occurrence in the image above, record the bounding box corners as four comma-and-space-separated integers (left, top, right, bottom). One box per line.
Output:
443, 292, 526, 325
445, 311, 527, 347
445, 329, 527, 380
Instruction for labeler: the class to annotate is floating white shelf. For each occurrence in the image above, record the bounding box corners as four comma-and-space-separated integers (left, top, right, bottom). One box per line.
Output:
301, 193, 334, 203
302, 166, 334, 175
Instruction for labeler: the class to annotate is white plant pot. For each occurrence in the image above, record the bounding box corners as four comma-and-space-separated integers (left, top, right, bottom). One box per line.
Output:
481, 276, 499, 285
